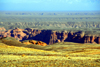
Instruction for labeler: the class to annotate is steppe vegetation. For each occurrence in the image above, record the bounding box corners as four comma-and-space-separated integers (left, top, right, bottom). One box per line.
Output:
0, 37, 100, 67
0, 11, 100, 67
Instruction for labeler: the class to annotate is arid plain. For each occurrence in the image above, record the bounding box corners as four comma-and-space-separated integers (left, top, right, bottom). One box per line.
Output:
0, 11, 100, 67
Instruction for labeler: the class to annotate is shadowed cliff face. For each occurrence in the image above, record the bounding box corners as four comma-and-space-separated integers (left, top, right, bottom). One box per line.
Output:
0, 27, 100, 45
22, 29, 52, 44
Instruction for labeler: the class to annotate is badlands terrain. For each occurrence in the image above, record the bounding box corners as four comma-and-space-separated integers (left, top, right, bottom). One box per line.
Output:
0, 11, 100, 67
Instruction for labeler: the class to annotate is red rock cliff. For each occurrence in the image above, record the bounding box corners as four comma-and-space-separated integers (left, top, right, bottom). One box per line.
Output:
0, 28, 100, 44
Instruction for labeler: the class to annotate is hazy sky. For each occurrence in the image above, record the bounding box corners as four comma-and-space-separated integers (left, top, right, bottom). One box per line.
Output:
0, 0, 100, 11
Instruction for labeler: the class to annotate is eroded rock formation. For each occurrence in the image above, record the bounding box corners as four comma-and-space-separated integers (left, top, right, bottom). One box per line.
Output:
0, 27, 100, 45
22, 40, 47, 46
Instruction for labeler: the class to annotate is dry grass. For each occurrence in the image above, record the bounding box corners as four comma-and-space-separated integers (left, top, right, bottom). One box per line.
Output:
0, 41, 100, 67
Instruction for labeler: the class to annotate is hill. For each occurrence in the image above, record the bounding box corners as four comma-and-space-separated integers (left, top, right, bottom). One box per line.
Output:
0, 37, 100, 67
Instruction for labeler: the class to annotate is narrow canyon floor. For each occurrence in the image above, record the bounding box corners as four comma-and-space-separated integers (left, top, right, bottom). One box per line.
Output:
0, 42, 100, 67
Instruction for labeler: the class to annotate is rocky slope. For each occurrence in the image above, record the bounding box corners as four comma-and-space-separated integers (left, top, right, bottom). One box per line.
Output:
0, 27, 100, 45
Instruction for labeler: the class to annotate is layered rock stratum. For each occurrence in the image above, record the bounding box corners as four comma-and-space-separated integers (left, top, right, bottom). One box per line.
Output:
0, 27, 100, 45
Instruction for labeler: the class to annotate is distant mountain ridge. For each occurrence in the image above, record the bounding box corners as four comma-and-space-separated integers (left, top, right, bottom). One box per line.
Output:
0, 11, 100, 16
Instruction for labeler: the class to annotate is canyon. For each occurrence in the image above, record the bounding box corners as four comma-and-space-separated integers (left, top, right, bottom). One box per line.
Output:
0, 27, 100, 45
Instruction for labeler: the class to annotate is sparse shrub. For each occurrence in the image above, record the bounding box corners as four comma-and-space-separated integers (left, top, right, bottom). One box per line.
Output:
68, 57, 71, 59
4, 61, 8, 63
89, 59, 91, 60
65, 55, 69, 57
95, 59, 100, 62
22, 54, 25, 57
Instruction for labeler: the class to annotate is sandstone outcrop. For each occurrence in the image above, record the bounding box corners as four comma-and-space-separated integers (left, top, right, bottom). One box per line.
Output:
97, 37, 100, 44
2, 27, 26, 40
90, 36, 95, 43
37, 41, 47, 46
0, 27, 6, 38
1, 27, 100, 45
56, 39, 61, 43
29, 40, 37, 44
22, 40, 47, 46
84, 36, 91, 43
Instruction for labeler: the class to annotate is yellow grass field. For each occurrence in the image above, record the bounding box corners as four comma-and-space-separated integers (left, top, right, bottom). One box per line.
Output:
0, 42, 100, 67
